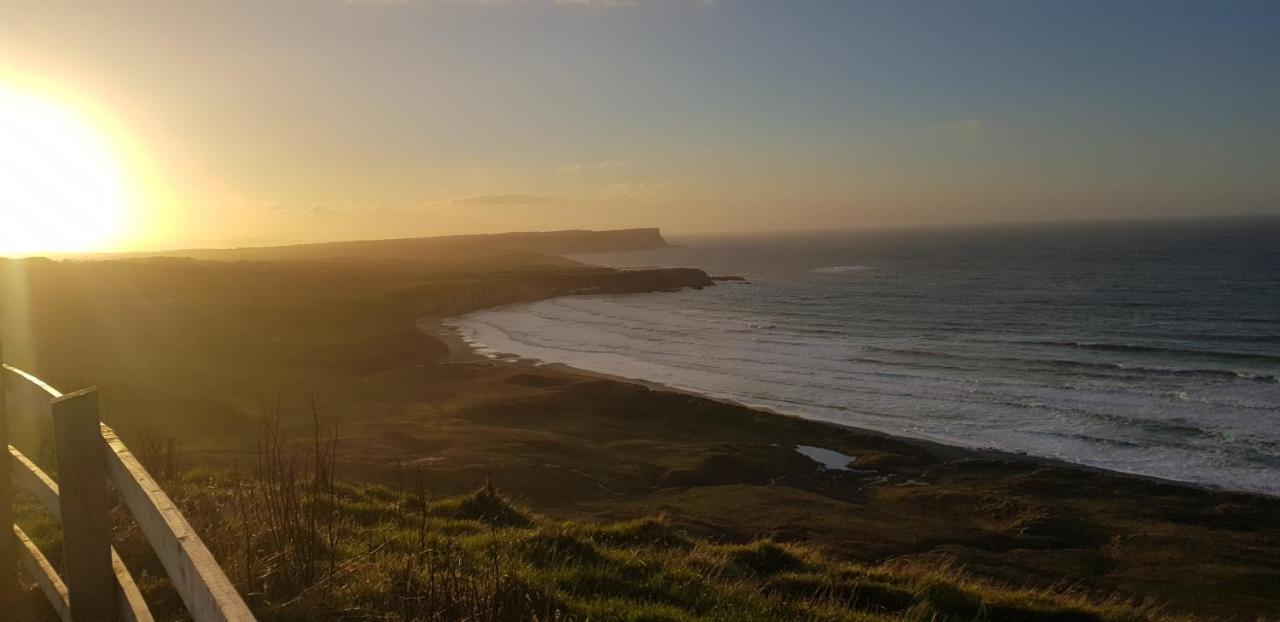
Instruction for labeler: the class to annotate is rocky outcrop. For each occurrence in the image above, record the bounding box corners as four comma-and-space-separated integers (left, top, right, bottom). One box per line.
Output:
406, 268, 712, 317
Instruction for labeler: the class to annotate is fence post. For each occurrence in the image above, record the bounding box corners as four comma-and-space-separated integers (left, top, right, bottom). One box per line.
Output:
0, 342, 14, 605
52, 387, 117, 621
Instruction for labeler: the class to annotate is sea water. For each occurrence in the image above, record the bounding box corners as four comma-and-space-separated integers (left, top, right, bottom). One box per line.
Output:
447, 218, 1280, 495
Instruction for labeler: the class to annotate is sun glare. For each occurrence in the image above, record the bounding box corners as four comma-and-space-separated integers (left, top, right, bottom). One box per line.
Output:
0, 82, 132, 255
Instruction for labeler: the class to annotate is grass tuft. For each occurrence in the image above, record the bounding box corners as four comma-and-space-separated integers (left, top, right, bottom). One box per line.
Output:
435, 480, 532, 527
585, 516, 693, 550
9, 412, 1184, 621
521, 529, 603, 566
727, 540, 806, 577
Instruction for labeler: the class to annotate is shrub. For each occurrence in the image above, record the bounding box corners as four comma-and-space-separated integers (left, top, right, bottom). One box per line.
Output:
728, 541, 806, 577
587, 516, 692, 550
436, 480, 532, 527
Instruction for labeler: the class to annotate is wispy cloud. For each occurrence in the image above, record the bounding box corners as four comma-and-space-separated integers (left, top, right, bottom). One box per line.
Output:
604, 181, 676, 201
248, 200, 402, 217
557, 160, 628, 174
453, 193, 558, 206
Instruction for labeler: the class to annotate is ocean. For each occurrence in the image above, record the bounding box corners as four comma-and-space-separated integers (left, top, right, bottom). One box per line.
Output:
447, 218, 1280, 495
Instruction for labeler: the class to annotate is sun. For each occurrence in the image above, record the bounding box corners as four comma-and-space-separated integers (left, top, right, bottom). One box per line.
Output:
0, 82, 132, 255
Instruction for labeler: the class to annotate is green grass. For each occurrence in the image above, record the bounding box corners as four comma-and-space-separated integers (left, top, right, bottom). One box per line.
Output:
14, 469, 1178, 621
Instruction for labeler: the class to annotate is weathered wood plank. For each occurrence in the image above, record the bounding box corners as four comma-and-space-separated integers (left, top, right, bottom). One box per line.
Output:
52, 388, 117, 621
101, 425, 255, 622
10, 445, 155, 622
2, 363, 63, 401
3, 386, 52, 423
10, 446, 60, 519
14, 524, 71, 622
3, 363, 58, 463
113, 549, 155, 622
2, 389, 51, 466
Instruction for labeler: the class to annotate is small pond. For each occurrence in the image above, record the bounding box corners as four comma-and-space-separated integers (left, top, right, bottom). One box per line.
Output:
795, 445, 854, 471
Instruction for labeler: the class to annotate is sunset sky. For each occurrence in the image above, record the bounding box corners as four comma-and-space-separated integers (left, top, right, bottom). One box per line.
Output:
2, 0, 1278, 252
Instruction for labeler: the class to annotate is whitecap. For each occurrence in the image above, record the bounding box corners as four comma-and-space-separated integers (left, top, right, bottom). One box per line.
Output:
813, 265, 876, 273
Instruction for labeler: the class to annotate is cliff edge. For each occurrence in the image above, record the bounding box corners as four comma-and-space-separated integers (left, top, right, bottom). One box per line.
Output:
110, 228, 671, 263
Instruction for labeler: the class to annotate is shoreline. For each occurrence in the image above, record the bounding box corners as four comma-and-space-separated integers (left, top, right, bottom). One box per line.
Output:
422, 301, 1278, 502
18, 247, 1280, 620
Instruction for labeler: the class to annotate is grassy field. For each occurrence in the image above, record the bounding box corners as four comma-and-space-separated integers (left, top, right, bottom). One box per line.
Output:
15, 464, 1171, 622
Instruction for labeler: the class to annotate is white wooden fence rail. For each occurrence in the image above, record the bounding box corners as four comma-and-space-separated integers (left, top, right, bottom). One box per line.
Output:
1, 344, 255, 621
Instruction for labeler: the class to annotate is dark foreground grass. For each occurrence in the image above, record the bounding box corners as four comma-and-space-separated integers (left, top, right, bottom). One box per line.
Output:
14, 468, 1176, 622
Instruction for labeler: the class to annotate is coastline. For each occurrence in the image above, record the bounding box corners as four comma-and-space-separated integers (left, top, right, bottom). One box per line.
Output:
427, 311, 982, 462
423, 301, 1276, 502
14, 245, 1280, 620
406, 295, 1280, 616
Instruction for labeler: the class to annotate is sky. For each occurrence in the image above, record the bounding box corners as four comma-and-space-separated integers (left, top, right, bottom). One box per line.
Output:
2, 0, 1279, 250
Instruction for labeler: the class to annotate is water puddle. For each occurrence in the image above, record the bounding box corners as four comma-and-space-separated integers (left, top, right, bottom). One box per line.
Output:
795, 445, 855, 471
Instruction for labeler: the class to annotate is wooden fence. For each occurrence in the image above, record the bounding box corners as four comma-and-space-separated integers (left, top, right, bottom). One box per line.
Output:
1, 344, 255, 621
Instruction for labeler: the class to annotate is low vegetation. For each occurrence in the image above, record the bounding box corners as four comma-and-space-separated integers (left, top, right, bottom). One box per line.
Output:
9, 244, 1279, 620
12, 423, 1175, 622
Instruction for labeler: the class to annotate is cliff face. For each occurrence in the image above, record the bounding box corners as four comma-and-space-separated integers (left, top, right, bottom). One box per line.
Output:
405, 268, 711, 317
476, 228, 669, 255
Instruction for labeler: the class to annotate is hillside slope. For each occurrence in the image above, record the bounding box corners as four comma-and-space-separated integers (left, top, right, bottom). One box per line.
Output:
100, 228, 670, 263
14, 471, 1173, 622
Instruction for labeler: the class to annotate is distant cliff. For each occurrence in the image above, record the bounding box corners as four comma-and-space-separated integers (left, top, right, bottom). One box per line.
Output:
115, 228, 670, 263
404, 267, 711, 317
454, 228, 669, 255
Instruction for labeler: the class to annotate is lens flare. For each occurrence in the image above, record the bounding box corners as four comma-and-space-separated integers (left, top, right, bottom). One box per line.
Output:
0, 82, 132, 255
